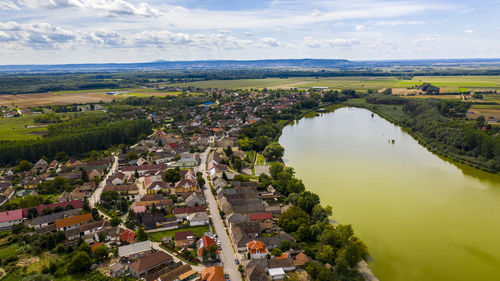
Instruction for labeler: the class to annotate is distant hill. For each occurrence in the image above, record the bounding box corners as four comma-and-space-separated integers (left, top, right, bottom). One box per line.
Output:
0, 59, 353, 73
0, 58, 499, 73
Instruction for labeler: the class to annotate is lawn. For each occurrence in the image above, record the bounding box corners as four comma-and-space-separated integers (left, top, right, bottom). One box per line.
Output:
0, 243, 23, 260
148, 225, 210, 242
255, 153, 266, 166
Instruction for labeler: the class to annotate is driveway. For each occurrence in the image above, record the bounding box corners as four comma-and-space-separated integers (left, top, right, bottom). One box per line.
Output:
200, 148, 242, 281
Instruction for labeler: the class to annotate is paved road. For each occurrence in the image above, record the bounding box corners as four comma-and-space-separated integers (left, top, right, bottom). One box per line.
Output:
200, 148, 242, 281
89, 154, 118, 211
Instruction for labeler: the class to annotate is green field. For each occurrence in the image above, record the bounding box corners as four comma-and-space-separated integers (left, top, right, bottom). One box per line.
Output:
0, 115, 47, 141
148, 225, 210, 242
170, 76, 500, 93
0, 111, 107, 141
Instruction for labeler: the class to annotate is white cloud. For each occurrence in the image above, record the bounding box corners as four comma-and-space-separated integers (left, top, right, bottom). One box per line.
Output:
374, 20, 424, 26
0, 1, 20, 10
356, 24, 366, 31
7, 0, 161, 17
257, 37, 294, 48
304, 37, 360, 48
464, 29, 474, 33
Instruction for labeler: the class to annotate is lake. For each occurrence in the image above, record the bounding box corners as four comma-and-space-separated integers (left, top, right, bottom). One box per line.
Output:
279, 107, 500, 281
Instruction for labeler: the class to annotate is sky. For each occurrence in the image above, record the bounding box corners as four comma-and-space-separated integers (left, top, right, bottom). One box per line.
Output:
0, 0, 499, 64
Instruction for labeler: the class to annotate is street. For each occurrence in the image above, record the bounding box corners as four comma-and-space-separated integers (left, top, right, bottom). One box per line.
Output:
89, 154, 118, 215
200, 148, 242, 281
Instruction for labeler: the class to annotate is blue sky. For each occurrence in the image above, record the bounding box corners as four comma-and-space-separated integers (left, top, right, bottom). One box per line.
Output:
0, 0, 498, 64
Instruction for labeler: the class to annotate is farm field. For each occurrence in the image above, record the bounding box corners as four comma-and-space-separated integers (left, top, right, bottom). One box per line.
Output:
172, 77, 401, 90
467, 103, 500, 120
172, 75, 500, 93
402, 94, 461, 100
0, 88, 198, 107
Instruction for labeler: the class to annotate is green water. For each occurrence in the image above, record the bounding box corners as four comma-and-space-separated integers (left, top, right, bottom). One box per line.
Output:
279, 107, 500, 281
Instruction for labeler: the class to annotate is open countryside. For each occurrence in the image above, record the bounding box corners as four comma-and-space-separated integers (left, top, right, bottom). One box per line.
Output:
171, 76, 500, 92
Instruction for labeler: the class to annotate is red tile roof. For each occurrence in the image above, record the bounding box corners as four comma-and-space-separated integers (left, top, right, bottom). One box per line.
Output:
120, 229, 136, 243
22, 199, 83, 218
201, 266, 225, 281
90, 242, 105, 252
197, 235, 216, 258
0, 209, 23, 223
55, 213, 92, 229
249, 213, 273, 221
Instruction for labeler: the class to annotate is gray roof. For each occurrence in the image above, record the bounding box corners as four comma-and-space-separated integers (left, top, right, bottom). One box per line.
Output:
118, 241, 152, 257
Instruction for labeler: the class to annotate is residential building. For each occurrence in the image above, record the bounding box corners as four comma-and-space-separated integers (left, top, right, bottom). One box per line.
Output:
0, 209, 23, 230
118, 241, 153, 260
129, 251, 174, 278
197, 235, 217, 261
175, 230, 195, 248
247, 240, 268, 259
201, 266, 225, 281
55, 213, 92, 231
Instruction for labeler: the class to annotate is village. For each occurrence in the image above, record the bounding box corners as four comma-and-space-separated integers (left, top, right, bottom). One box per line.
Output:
0, 90, 321, 281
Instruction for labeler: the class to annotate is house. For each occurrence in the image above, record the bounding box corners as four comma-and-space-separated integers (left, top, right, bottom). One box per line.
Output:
22, 199, 83, 218
157, 264, 197, 281
109, 263, 126, 278
88, 169, 102, 180
135, 199, 173, 209
118, 241, 153, 260
247, 240, 268, 259
173, 206, 206, 222
55, 213, 92, 231
133, 205, 147, 214
174, 170, 198, 194
226, 213, 248, 226
246, 265, 270, 281
188, 212, 209, 226
31, 209, 79, 229
185, 192, 205, 207
110, 172, 126, 185
78, 219, 109, 236
268, 268, 285, 280
197, 235, 217, 261
171, 157, 198, 168
201, 266, 225, 281
142, 213, 168, 230
121, 164, 168, 177
268, 258, 295, 272
175, 230, 195, 248
103, 184, 139, 195
212, 177, 227, 190
129, 251, 174, 278
90, 242, 105, 253
291, 252, 309, 269
250, 213, 274, 231
0, 209, 23, 230
147, 181, 169, 194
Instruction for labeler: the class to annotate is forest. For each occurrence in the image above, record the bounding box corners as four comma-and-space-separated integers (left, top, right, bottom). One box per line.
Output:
0, 117, 152, 165
363, 93, 500, 172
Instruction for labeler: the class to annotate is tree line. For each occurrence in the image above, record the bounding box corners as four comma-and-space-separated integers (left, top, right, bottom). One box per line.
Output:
0, 119, 152, 165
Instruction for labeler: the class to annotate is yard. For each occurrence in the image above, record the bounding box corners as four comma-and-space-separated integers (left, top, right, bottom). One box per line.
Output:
148, 225, 210, 242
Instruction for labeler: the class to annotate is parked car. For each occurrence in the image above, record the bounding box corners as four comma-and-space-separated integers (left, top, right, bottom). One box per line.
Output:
235, 258, 239, 265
